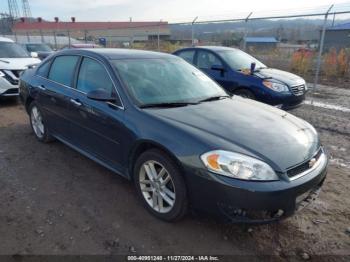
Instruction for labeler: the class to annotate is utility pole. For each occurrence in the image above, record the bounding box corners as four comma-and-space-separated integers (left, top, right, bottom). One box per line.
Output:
313, 5, 333, 93
243, 12, 253, 51
157, 19, 162, 51
191, 16, 198, 46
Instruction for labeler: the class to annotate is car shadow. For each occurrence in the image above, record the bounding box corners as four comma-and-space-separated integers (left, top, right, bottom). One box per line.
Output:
0, 97, 19, 108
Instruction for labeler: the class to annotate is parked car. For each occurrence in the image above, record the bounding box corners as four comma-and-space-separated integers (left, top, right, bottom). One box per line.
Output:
19, 49, 327, 223
173, 46, 308, 109
0, 37, 41, 98
22, 43, 55, 60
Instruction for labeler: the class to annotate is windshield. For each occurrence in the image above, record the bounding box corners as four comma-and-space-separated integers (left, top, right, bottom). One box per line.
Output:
218, 49, 266, 71
0, 42, 30, 58
112, 58, 227, 106
26, 43, 53, 52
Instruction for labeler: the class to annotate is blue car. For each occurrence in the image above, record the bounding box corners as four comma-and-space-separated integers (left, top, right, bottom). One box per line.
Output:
173, 46, 307, 109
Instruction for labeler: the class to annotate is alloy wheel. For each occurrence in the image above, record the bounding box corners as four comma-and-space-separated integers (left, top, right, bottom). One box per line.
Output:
31, 106, 45, 139
139, 160, 176, 213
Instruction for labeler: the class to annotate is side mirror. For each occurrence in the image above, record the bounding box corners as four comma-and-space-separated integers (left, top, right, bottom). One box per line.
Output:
87, 89, 116, 102
30, 52, 39, 58
211, 64, 225, 71
250, 62, 256, 74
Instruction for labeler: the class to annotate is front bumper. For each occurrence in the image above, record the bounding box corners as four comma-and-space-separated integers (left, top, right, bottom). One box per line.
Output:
185, 152, 328, 224
267, 92, 306, 110
0, 77, 19, 97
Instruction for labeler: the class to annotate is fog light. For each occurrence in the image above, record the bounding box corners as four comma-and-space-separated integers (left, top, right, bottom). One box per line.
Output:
273, 209, 284, 218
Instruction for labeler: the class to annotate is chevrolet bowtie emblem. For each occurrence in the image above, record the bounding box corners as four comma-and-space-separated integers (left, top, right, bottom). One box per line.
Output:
309, 158, 317, 168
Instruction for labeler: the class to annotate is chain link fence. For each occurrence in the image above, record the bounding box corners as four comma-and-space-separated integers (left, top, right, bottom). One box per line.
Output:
1, 4, 350, 88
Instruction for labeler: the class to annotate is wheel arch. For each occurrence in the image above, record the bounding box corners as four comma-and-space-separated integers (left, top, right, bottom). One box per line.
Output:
128, 139, 185, 181
24, 95, 35, 113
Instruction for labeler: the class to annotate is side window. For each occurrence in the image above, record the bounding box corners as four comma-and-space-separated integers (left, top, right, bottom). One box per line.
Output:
48, 56, 79, 87
77, 57, 114, 95
36, 59, 51, 78
197, 51, 223, 69
177, 50, 195, 64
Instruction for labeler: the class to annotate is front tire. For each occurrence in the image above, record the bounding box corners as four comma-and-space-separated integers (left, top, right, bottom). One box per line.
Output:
29, 102, 55, 143
134, 149, 188, 222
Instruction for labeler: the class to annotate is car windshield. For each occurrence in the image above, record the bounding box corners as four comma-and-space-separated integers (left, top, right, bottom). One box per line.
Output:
218, 49, 266, 71
112, 58, 227, 106
0, 42, 30, 58
26, 43, 53, 52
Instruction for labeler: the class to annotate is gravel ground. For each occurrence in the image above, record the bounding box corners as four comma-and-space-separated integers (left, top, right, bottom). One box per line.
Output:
0, 85, 349, 261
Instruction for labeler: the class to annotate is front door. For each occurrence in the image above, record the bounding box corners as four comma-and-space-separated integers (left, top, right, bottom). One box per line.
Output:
67, 57, 126, 173
196, 50, 232, 90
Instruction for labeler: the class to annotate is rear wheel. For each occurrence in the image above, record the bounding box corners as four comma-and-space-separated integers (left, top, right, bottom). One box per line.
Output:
234, 89, 255, 99
29, 102, 55, 143
134, 149, 188, 222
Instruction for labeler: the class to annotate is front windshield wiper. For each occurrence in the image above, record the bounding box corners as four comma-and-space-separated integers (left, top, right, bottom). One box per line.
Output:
0, 59, 10, 64
198, 95, 230, 103
139, 102, 199, 108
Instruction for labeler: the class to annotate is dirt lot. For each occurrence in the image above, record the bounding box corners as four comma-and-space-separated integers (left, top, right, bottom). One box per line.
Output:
0, 85, 349, 261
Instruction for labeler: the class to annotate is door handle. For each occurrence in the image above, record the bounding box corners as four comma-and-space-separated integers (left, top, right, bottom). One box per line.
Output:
37, 85, 46, 91
70, 99, 82, 107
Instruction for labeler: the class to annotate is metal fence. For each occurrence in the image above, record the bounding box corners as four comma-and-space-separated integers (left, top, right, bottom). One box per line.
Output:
1, 3, 350, 89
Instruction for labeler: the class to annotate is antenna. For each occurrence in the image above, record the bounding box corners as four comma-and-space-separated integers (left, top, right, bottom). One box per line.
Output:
22, 0, 32, 18
8, 0, 20, 19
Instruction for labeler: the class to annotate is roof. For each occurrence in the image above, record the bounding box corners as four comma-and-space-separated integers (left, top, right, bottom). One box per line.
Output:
59, 48, 177, 60
13, 21, 168, 31
196, 46, 234, 51
0, 37, 14, 43
327, 22, 350, 31
244, 37, 279, 43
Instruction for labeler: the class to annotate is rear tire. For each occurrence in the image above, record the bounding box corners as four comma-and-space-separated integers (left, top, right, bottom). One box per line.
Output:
133, 149, 188, 222
234, 89, 255, 99
29, 102, 55, 143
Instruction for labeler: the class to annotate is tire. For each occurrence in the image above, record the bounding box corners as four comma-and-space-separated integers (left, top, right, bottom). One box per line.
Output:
29, 102, 55, 143
234, 89, 255, 99
133, 149, 188, 222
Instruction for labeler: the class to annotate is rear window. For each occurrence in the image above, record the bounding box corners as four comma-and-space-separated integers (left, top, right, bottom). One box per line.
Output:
48, 56, 79, 87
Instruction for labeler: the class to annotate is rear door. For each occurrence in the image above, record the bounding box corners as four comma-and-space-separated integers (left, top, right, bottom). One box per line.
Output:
35, 55, 80, 140
67, 56, 126, 173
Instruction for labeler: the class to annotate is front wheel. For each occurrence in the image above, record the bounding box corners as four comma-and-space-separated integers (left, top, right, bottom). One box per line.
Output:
29, 102, 55, 143
134, 149, 188, 222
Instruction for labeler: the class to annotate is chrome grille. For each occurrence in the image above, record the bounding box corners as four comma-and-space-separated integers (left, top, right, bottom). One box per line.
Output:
290, 84, 306, 96
287, 148, 323, 179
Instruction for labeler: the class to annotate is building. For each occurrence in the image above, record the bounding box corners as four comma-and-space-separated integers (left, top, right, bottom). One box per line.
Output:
12, 18, 170, 44
242, 37, 279, 51
323, 22, 350, 51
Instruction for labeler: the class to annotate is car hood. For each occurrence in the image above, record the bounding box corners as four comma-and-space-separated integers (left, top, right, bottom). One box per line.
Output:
0, 57, 41, 70
146, 97, 319, 172
255, 68, 305, 86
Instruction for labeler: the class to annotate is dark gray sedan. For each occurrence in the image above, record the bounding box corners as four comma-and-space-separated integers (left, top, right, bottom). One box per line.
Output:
19, 49, 328, 223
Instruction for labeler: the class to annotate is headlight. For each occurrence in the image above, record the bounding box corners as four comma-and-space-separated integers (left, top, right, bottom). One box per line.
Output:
200, 150, 279, 181
263, 80, 289, 92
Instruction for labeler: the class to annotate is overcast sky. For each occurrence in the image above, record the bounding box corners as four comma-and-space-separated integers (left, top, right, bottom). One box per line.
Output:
1, 0, 349, 22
